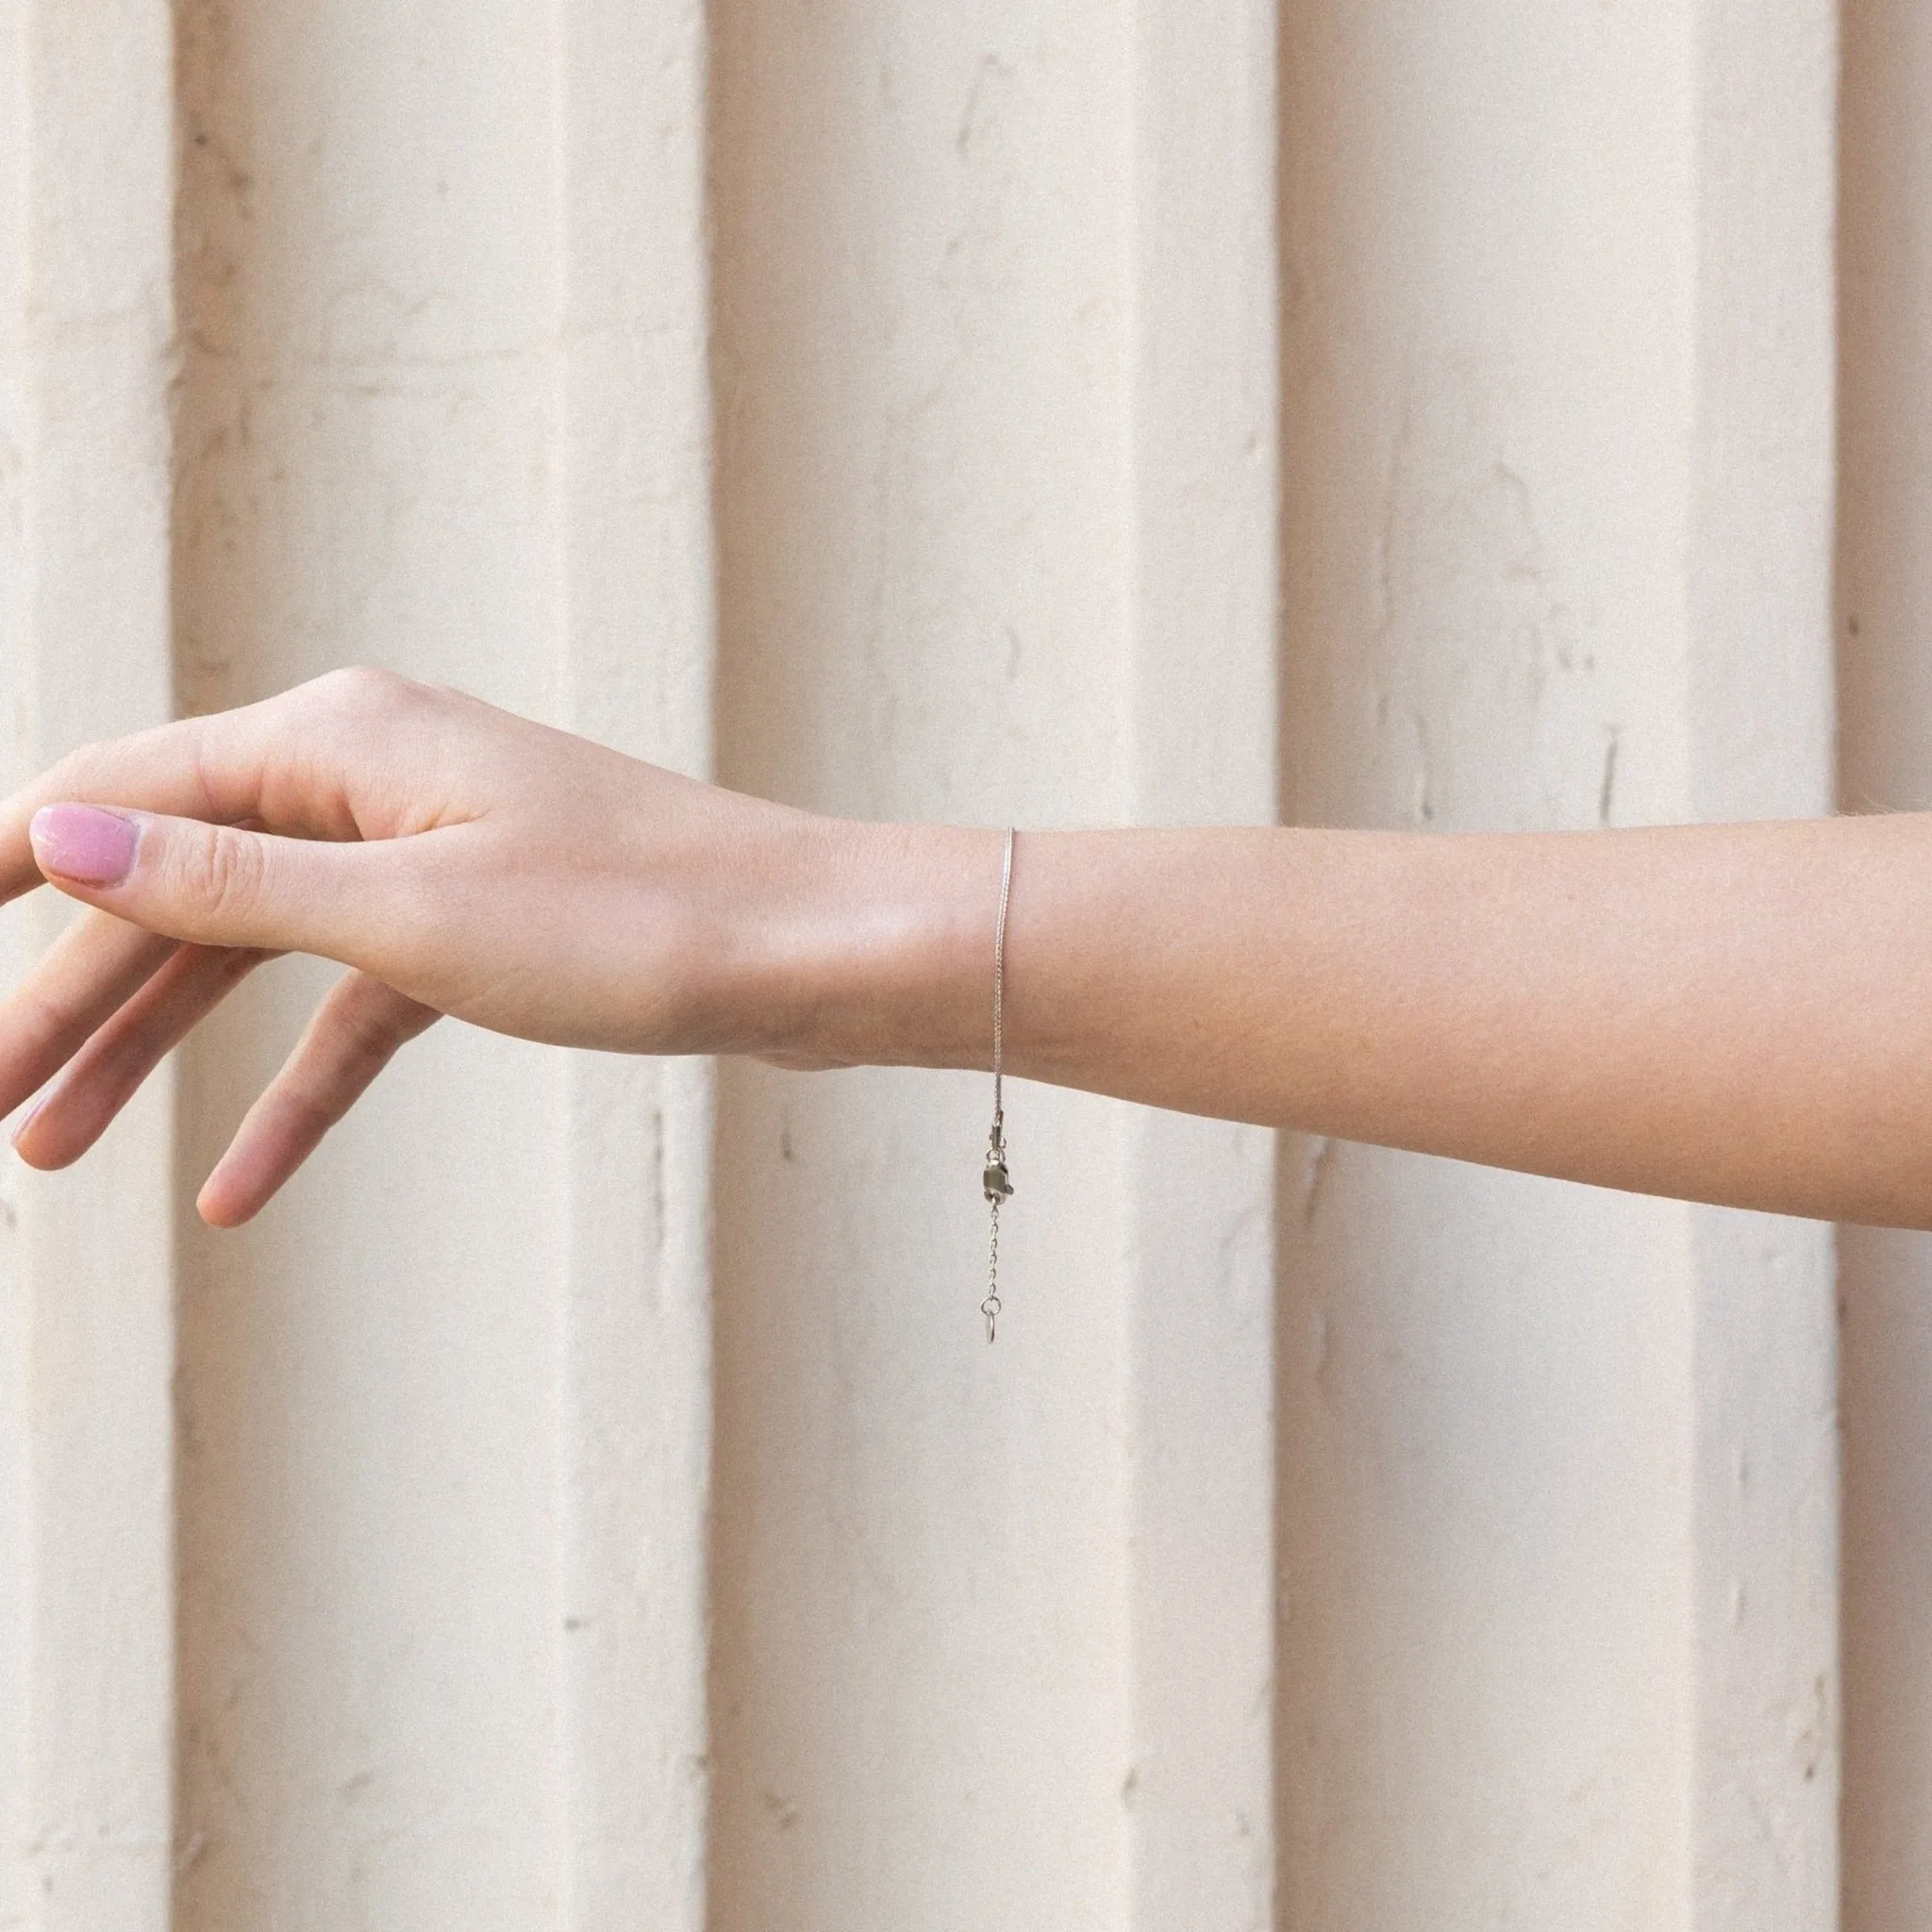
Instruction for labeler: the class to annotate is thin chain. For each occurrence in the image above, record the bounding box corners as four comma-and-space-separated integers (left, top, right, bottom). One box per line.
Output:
984, 1199, 1002, 1343
992, 827, 1011, 1121
980, 828, 1015, 1342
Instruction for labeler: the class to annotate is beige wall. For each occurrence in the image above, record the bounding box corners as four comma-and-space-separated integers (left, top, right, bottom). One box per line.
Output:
0, 0, 1916, 1926
1840, 4, 1932, 1928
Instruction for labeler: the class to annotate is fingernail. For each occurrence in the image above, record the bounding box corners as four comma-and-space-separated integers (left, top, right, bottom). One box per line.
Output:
11, 1095, 42, 1147
30, 805, 139, 886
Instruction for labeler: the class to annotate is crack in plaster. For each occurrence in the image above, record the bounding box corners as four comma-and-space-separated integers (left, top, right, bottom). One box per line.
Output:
956, 53, 1019, 160
650, 1105, 666, 1255
1374, 358, 1614, 830
1301, 1135, 1337, 1224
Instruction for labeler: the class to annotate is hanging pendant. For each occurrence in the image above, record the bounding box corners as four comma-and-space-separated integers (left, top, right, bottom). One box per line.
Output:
980, 828, 1017, 1342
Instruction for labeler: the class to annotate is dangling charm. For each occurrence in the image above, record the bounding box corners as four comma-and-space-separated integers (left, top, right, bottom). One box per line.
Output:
980, 828, 1017, 1343
982, 1118, 1011, 1343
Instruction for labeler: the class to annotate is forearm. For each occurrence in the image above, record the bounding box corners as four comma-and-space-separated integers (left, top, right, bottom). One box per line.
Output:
14, 672, 1931, 1230
783, 812, 1932, 1230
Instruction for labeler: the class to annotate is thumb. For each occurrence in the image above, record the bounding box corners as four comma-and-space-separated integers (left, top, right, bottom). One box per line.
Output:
29, 803, 399, 962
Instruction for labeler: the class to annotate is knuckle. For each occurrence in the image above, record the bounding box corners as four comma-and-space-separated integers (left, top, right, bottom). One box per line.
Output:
179, 823, 269, 926
45, 740, 107, 791
281, 1074, 343, 1137
301, 667, 453, 779
309, 664, 420, 721
336, 992, 403, 1068
19, 984, 78, 1057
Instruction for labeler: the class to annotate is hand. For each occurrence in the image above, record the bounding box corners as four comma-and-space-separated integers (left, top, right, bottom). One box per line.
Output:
0, 667, 958, 1225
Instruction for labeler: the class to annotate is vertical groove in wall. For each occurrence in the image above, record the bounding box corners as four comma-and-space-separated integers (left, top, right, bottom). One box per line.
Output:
3, 5, 181, 1925
551, 1, 716, 1924
171, 0, 567, 1924
0, 3, 29, 1918
707, 5, 1136, 1927
1837, 3, 1932, 1924
1121, 0, 1277, 1925
1277, 6, 1701, 1924
1686, 6, 1840, 1924
167, 11, 278, 1920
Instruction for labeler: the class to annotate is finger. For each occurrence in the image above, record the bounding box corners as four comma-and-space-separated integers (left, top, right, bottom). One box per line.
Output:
27, 801, 429, 966
0, 909, 187, 1117
11, 942, 273, 1169
0, 666, 445, 907
197, 971, 441, 1227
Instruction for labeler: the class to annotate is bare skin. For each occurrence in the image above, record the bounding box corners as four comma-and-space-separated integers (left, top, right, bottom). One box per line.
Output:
2, 665, 1929, 1228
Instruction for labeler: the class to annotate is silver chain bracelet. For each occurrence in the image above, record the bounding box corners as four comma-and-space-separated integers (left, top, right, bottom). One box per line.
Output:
980, 827, 1016, 1341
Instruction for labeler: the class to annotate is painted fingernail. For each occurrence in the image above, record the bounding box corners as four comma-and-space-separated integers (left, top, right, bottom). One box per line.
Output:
30, 805, 139, 886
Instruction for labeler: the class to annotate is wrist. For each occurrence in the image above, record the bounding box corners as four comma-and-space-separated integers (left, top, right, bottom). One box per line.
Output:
743, 814, 1006, 1072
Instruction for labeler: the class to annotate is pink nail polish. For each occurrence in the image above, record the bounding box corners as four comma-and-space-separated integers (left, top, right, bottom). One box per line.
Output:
30, 805, 139, 885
